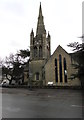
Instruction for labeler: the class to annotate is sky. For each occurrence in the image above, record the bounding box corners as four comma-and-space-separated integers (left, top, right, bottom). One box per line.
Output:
0, 0, 83, 59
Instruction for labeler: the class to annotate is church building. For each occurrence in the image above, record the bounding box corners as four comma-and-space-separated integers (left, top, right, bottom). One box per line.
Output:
24, 3, 81, 87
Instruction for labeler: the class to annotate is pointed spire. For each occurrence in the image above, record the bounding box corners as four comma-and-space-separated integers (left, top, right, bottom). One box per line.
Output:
36, 2, 46, 35
48, 31, 50, 38
30, 28, 34, 36
39, 2, 42, 18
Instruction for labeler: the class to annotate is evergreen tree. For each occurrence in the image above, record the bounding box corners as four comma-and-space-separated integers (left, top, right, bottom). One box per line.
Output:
68, 38, 84, 88
2, 49, 30, 85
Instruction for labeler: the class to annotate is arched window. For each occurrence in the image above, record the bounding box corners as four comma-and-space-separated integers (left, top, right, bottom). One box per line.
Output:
59, 54, 62, 82
64, 58, 67, 83
36, 72, 39, 80
55, 58, 58, 82
34, 46, 37, 57
39, 46, 42, 58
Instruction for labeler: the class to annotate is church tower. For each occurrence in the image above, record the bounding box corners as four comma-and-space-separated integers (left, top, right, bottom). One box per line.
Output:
30, 2, 51, 60
29, 3, 51, 86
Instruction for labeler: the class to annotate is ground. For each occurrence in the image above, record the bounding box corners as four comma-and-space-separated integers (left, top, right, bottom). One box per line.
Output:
0, 87, 83, 118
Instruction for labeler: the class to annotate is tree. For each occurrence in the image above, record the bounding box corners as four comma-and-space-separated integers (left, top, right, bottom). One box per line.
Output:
2, 49, 30, 85
68, 39, 84, 88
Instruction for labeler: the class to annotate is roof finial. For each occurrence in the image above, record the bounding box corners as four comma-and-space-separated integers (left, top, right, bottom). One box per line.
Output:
31, 28, 34, 35
48, 31, 50, 37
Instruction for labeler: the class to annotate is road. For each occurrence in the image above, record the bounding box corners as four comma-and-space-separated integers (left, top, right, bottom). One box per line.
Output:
1, 88, 83, 118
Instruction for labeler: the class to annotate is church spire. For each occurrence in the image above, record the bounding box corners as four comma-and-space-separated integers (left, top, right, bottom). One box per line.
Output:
39, 2, 42, 18
36, 2, 46, 35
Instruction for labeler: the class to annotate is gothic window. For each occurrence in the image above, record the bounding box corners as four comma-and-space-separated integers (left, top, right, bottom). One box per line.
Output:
47, 44, 49, 50
34, 46, 37, 57
42, 71, 45, 80
39, 40, 42, 44
39, 46, 42, 57
43, 71, 45, 79
55, 58, 58, 82
64, 58, 67, 83
36, 72, 39, 80
59, 54, 62, 82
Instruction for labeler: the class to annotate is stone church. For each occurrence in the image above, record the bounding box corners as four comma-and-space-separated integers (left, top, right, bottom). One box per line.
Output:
24, 3, 81, 87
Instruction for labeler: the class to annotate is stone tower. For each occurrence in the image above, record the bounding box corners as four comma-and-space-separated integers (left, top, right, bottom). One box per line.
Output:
29, 3, 51, 85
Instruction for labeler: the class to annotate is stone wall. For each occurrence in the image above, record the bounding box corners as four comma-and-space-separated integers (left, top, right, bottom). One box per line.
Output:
45, 45, 81, 86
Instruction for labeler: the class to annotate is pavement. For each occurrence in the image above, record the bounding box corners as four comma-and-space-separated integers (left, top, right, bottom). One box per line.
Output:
1, 88, 83, 118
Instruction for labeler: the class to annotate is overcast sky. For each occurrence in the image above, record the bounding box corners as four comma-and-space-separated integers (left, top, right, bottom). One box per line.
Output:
0, 0, 83, 59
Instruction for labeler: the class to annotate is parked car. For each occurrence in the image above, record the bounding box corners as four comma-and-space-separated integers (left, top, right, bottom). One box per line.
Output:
0, 80, 9, 86
48, 82, 53, 86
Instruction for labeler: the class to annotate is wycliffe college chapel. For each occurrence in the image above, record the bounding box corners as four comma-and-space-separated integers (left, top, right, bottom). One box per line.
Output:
24, 3, 81, 87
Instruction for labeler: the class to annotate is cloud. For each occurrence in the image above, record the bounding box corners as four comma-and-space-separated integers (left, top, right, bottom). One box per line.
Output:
0, 0, 82, 59
0, 0, 24, 16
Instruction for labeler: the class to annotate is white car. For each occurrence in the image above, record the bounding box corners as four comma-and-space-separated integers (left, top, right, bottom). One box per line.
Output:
0, 80, 9, 86
48, 82, 53, 86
